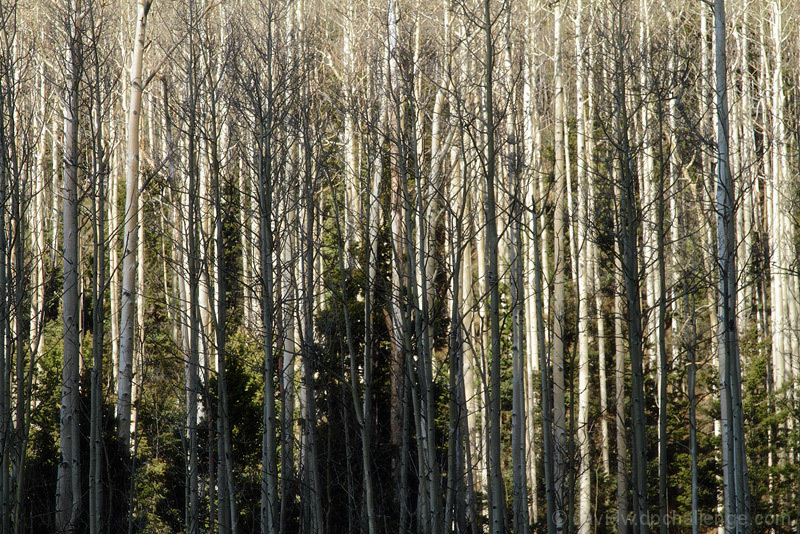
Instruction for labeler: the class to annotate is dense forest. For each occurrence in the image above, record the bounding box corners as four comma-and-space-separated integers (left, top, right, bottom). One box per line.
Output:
0, 0, 799, 532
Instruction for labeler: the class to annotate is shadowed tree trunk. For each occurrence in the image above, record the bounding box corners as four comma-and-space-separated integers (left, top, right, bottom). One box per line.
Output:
58, 1, 83, 530
714, 1, 751, 532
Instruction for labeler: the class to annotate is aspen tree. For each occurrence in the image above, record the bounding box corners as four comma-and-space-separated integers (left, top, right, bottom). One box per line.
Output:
502, 5, 529, 533
354, 8, 392, 529
58, 0, 83, 530
666, 13, 683, 524
552, 0, 568, 523
401, 21, 435, 528
278, 8, 298, 524
0, 50, 9, 534
575, 0, 593, 530
638, 0, 657, 373
416, 22, 449, 531
50, 111, 60, 266
0, 6, 18, 530
612, 1, 648, 530
118, 0, 152, 453
88, 4, 109, 531
700, 0, 719, 394
583, 32, 610, 479
769, 0, 795, 390
614, 160, 631, 534
250, 6, 278, 531
365, 86, 385, 534
446, 15, 483, 524
656, 88, 668, 534
593, 249, 611, 476
386, 0, 406, 462
211, 54, 236, 534
185, 2, 202, 529
300, 98, 325, 534
734, 7, 754, 337
342, 2, 359, 264
680, 175, 699, 534
443, 11, 478, 521
109, 104, 120, 392
8, 39, 29, 529
479, 1, 505, 532
451, 10, 488, 509
533, 143, 557, 534
445, 157, 465, 533
714, 0, 751, 531
522, 1, 542, 521
31, 36, 46, 365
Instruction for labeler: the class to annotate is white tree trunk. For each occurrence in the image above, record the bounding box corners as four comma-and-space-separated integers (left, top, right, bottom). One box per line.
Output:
575, 3, 592, 528
552, 0, 568, 519
118, 0, 152, 452
58, 1, 82, 528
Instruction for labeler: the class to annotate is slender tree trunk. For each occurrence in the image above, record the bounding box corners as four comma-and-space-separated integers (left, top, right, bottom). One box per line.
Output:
109, 120, 121, 393
510, 124, 529, 534
58, 2, 82, 529
615, 227, 630, 534
363, 46, 386, 533
522, 5, 541, 520
714, 1, 751, 531
656, 102, 668, 534
614, 3, 648, 530
118, 0, 152, 454
0, 23, 12, 534
482, 1, 505, 531
687, 289, 699, 534
210, 87, 235, 534
505, 13, 529, 533
553, 0, 568, 525
257, 10, 279, 534
89, 22, 108, 533
575, 2, 592, 529
300, 105, 324, 534
533, 192, 556, 534
186, 13, 201, 532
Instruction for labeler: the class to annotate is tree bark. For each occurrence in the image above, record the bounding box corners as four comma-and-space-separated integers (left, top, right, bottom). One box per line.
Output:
89, 14, 108, 532
482, 1, 505, 532
118, 0, 152, 453
57, 2, 83, 530
575, 1, 592, 529
714, 1, 751, 531
553, 0, 568, 526
613, 3, 648, 530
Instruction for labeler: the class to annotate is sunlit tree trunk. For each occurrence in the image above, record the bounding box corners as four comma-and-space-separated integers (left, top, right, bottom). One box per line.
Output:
342, 4, 359, 265
185, 7, 202, 531
109, 110, 121, 393
552, 0, 568, 522
118, 0, 152, 453
522, 2, 542, 521
734, 8, 754, 338
575, 0, 592, 530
